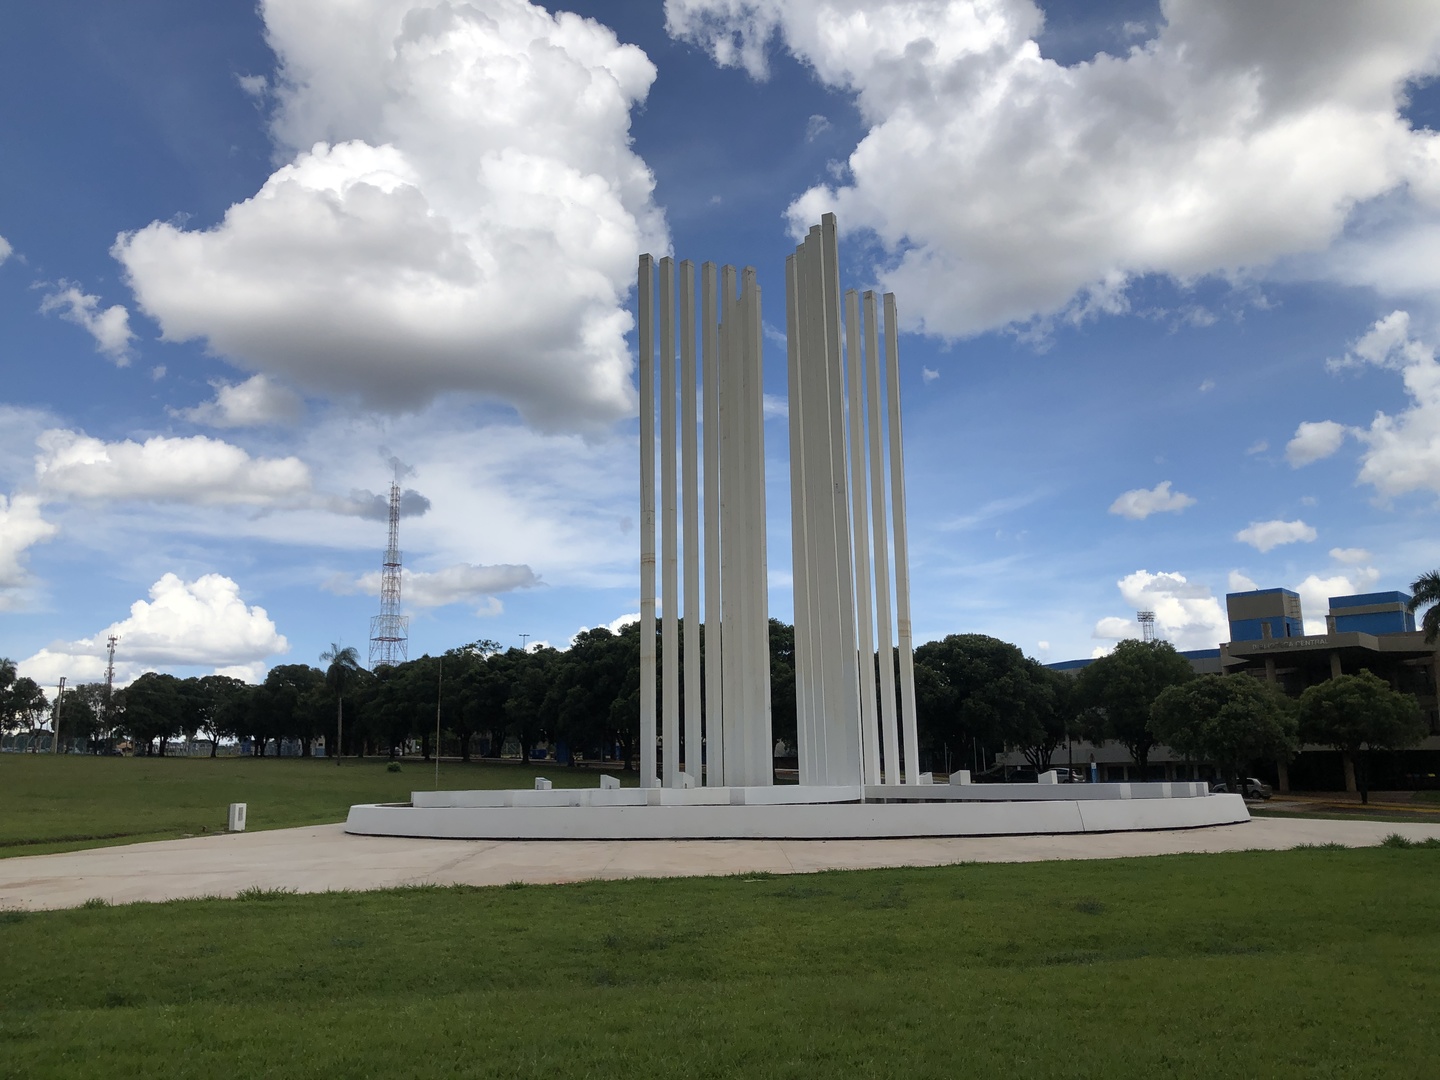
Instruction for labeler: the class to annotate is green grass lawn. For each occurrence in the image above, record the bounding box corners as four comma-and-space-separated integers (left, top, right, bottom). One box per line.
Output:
0, 755, 631, 857
2, 846, 1438, 1078
1250, 805, 1440, 824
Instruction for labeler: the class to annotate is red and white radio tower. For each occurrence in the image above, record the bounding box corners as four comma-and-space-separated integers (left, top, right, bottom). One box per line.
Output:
368, 478, 409, 668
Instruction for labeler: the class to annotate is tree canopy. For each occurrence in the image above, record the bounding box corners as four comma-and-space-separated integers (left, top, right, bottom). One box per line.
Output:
911, 634, 1072, 769
1297, 670, 1427, 802
1074, 639, 1194, 770
1150, 674, 1297, 790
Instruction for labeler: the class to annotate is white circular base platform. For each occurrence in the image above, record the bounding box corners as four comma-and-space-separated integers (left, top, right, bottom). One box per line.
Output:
345, 782, 1250, 841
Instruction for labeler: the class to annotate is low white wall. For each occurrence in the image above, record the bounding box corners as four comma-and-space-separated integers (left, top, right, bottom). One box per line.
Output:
346, 792, 1248, 841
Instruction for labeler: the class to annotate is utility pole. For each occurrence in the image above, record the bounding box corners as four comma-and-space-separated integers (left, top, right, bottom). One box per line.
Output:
519, 633, 530, 652
51, 677, 66, 754
103, 636, 118, 752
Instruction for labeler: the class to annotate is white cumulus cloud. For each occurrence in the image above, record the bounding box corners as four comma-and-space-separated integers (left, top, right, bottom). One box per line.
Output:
667, 0, 1440, 338
1092, 615, 1134, 640
0, 234, 12, 265
1108, 480, 1195, 520
0, 493, 58, 609
1227, 570, 1258, 593
115, 0, 667, 429
330, 561, 539, 611
19, 573, 289, 684
176, 374, 305, 428
1286, 420, 1347, 466
39, 282, 134, 363
1236, 518, 1316, 553
1294, 568, 1381, 635
1093, 570, 1228, 650
1307, 312, 1440, 499
34, 430, 312, 507
1329, 547, 1373, 565
1118, 569, 1227, 650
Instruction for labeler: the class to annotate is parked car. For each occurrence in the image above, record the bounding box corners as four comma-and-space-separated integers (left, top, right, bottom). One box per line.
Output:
1210, 777, 1272, 800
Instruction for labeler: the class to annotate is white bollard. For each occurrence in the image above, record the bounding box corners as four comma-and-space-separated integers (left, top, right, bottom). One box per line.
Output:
1038, 770, 1059, 785
949, 770, 971, 785
917, 771, 933, 785
600, 774, 620, 790
227, 803, 247, 832
534, 777, 552, 791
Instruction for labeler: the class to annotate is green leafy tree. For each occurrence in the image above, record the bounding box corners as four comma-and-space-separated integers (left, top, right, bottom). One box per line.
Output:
55, 683, 103, 749
1297, 670, 1428, 803
1074, 639, 1194, 773
7, 676, 50, 746
438, 640, 500, 761
1003, 666, 1075, 772
259, 665, 327, 754
124, 672, 184, 755
320, 644, 363, 764
1150, 675, 1298, 792
768, 619, 797, 753
1407, 570, 1440, 643
505, 646, 559, 764
0, 658, 16, 733
911, 634, 1063, 772
550, 629, 637, 766
194, 674, 251, 756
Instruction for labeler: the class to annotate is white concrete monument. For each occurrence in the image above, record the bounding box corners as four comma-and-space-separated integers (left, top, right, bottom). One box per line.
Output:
638, 254, 772, 790
345, 215, 1250, 841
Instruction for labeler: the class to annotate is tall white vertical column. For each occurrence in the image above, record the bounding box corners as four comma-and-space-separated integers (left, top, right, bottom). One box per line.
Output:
786, 255, 816, 787
638, 255, 657, 788
660, 258, 680, 789
680, 261, 702, 784
719, 265, 742, 781
819, 217, 862, 785
741, 267, 771, 784
845, 290, 881, 787
701, 262, 724, 786
864, 291, 901, 784
884, 293, 921, 783
638, 250, 771, 789
797, 229, 833, 782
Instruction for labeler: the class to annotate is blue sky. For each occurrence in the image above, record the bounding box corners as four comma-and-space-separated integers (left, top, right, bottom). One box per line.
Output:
4, 0, 1440, 687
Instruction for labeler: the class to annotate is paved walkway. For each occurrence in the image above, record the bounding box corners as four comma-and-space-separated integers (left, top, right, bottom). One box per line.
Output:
3, 816, 1439, 911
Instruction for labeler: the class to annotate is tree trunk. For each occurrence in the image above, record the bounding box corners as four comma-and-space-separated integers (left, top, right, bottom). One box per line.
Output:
421, 731, 431, 762
1343, 752, 1357, 793
1359, 751, 1370, 806
1276, 758, 1290, 794
210, 739, 218, 758
335, 698, 343, 766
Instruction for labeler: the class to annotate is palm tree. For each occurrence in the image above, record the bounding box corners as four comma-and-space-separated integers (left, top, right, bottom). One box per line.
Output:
320, 644, 362, 765
1407, 571, 1440, 643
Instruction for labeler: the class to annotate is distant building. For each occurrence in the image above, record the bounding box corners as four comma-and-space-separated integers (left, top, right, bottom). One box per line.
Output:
1035, 588, 1440, 789
1219, 589, 1437, 733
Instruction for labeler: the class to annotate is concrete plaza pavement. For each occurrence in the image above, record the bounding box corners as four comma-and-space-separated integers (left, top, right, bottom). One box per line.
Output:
3, 815, 1439, 911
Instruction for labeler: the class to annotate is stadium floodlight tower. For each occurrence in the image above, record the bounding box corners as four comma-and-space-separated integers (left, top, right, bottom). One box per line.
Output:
1137, 610, 1157, 643
368, 478, 409, 669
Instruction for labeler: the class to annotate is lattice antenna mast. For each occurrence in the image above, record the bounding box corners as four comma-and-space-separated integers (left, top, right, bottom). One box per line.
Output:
103, 635, 118, 747
1137, 610, 1157, 643
368, 474, 409, 668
